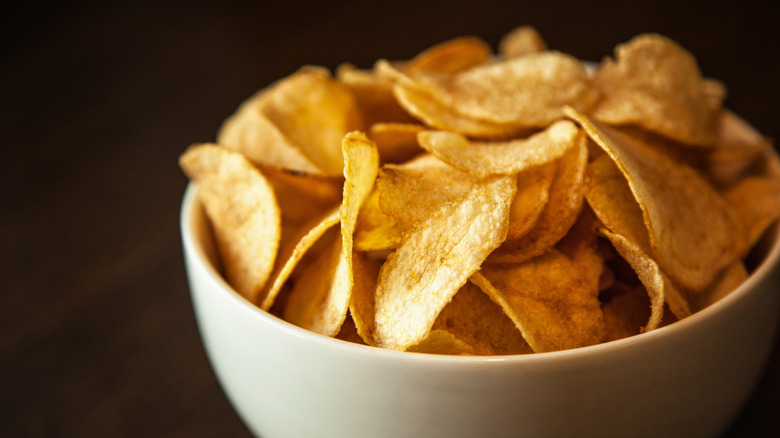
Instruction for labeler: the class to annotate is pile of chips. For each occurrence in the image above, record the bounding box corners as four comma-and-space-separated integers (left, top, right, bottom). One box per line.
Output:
180, 27, 780, 354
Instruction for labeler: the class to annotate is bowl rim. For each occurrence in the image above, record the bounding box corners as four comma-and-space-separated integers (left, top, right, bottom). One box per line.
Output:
181, 181, 780, 364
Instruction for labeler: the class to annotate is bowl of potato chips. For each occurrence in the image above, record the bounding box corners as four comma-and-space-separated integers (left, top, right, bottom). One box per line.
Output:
180, 27, 780, 438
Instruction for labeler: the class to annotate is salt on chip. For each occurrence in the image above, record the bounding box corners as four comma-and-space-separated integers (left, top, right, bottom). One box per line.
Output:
567, 107, 745, 292
417, 120, 580, 178
373, 175, 517, 351
591, 33, 721, 146
179, 143, 281, 302
487, 132, 588, 264
472, 249, 606, 353
402, 36, 492, 75
219, 67, 363, 176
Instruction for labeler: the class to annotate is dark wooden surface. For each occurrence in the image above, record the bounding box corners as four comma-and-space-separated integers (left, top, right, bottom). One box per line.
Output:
2, 1, 778, 436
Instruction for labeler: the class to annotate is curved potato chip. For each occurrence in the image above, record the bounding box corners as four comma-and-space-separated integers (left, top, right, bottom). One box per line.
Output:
591, 34, 720, 146
374, 175, 516, 351
432, 282, 532, 355
219, 67, 363, 176
348, 250, 382, 346
472, 249, 606, 353
498, 25, 548, 58
722, 176, 780, 251
417, 120, 580, 178
706, 110, 774, 187
487, 132, 588, 264
336, 63, 417, 126
600, 228, 692, 326
377, 154, 480, 225
601, 283, 651, 342
260, 207, 340, 310
568, 107, 745, 291
260, 165, 342, 224
406, 330, 474, 355
403, 36, 492, 75
689, 262, 748, 312
555, 207, 605, 294
505, 162, 556, 241
354, 188, 406, 252
419, 51, 597, 127
179, 144, 281, 301
280, 132, 379, 335
367, 122, 424, 163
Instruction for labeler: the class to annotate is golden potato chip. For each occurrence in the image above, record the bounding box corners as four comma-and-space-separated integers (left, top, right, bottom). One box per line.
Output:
348, 250, 382, 346
259, 165, 342, 224
354, 188, 405, 252
487, 132, 588, 264
281, 132, 379, 335
411, 51, 597, 127
336, 63, 417, 126
402, 36, 492, 75
406, 329, 474, 355
706, 110, 774, 187
260, 207, 340, 310
568, 107, 745, 292
498, 25, 547, 58
690, 262, 749, 312
417, 120, 580, 178
431, 282, 532, 355
555, 207, 605, 294
472, 249, 606, 353
591, 34, 721, 146
599, 228, 690, 329
180, 143, 281, 301
219, 67, 363, 176
367, 122, 424, 163
373, 176, 517, 351
377, 154, 480, 225
601, 282, 651, 342
505, 162, 556, 241
722, 176, 780, 251
584, 153, 691, 326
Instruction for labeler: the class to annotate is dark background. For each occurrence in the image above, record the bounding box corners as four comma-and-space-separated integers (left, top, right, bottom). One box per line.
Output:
2, 1, 778, 436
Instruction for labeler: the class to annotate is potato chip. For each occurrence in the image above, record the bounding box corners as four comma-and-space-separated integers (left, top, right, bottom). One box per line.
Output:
259, 165, 342, 224
472, 249, 606, 353
722, 176, 780, 251
409, 51, 597, 127
505, 162, 556, 241
567, 107, 745, 292
260, 207, 340, 310
219, 67, 363, 176
555, 207, 605, 295
417, 120, 580, 178
705, 110, 774, 187
281, 132, 379, 335
336, 63, 417, 126
377, 154, 480, 225
498, 25, 547, 58
348, 250, 382, 346
431, 282, 532, 355
180, 144, 281, 301
373, 176, 516, 351
601, 282, 651, 342
367, 122, 424, 163
406, 330, 474, 355
354, 188, 405, 252
591, 34, 721, 146
402, 36, 492, 75
487, 132, 588, 264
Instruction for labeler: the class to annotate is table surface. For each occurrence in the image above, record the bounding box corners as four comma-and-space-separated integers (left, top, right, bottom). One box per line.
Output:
3, 1, 779, 436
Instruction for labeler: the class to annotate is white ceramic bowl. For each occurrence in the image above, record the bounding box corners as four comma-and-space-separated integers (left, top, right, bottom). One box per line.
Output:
181, 182, 780, 438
